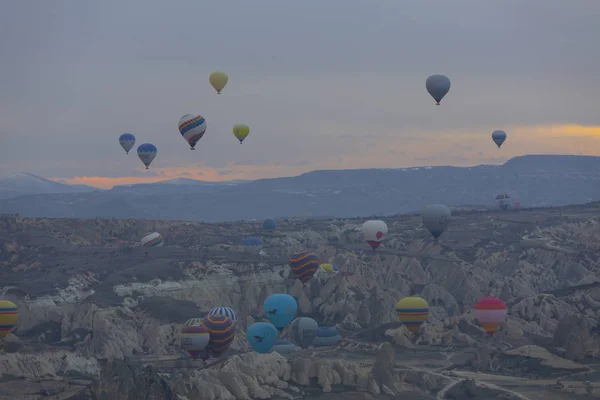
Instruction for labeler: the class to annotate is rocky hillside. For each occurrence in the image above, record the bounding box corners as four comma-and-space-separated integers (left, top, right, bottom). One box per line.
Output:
0, 202, 599, 399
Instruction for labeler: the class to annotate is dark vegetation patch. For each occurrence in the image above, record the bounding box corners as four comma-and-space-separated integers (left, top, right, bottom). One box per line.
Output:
135, 296, 201, 323
16, 320, 62, 343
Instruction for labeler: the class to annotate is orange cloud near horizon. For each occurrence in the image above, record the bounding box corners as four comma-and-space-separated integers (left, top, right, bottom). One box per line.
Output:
54, 123, 600, 189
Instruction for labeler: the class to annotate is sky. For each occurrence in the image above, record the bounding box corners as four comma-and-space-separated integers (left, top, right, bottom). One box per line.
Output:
1, 0, 599, 189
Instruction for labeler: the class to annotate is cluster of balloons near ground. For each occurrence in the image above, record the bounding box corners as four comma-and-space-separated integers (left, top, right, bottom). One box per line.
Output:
118, 73, 508, 171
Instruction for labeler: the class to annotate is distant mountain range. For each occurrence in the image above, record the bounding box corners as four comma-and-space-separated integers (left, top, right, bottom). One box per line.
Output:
0, 155, 599, 221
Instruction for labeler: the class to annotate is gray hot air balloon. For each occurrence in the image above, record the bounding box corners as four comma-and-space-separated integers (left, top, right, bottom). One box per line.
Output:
491, 130, 507, 148
289, 317, 318, 349
425, 74, 451, 105
421, 204, 451, 239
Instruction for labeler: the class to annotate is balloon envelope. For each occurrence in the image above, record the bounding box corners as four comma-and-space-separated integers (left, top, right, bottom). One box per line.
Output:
137, 143, 157, 169
247, 322, 278, 353
396, 297, 429, 332
319, 263, 339, 274
362, 220, 388, 249
263, 218, 277, 230
425, 74, 451, 105
119, 133, 136, 154
233, 124, 250, 143
208, 307, 237, 322
263, 294, 297, 331
289, 317, 319, 349
241, 237, 263, 247
141, 232, 164, 247
178, 114, 207, 149
474, 297, 507, 336
0, 300, 18, 339
313, 327, 342, 347
209, 71, 229, 94
180, 324, 210, 358
492, 130, 507, 148
289, 250, 320, 283
183, 318, 203, 327
201, 314, 236, 356
421, 204, 451, 239
272, 339, 296, 354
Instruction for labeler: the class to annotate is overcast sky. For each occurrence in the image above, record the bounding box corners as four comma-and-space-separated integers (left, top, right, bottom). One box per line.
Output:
1, 0, 599, 188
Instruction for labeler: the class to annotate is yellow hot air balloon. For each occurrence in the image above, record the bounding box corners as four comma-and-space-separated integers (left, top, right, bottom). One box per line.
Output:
0, 300, 18, 339
233, 124, 250, 144
209, 71, 228, 94
395, 297, 429, 332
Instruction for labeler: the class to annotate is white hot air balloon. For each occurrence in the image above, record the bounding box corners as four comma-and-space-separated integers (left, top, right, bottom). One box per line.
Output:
361, 220, 388, 250
141, 232, 164, 247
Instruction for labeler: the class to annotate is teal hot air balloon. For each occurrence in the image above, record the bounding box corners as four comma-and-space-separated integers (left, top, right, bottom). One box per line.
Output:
263, 218, 277, 230
263, 294, 297, 332
426, 74, 451, 105
247, 322, 278, 353
491, 130, 507, 148
289, 317, 319, 349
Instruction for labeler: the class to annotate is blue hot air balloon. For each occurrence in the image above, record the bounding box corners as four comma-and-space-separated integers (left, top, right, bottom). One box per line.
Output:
137, 143, 157, 169
246, 322, 278, 354
263, 294, 297, 332
241, 237, 263, 247
119, 133, 136, 154
271, 339, 296, 354
313, 326, 342, 347
263, 218, 277, 230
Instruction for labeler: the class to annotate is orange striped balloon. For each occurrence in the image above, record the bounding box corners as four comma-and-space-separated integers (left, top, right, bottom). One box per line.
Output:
289, 250, 320, 283
396, 297, 429, 332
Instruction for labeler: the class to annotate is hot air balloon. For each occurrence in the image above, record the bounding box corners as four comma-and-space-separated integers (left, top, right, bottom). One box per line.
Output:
208, 306, 237, 322
233, 124, 250, 144
263, 218, 277, 230
247, 322, 278, 353
474, 297, 507, 336
289, 250, 320, 283
137, 143, 157, 169
241, 237, 263, 247
421, 204, 451, 239
495, 193, 511, 210
312, 327, 342, 347
362, 220, 388, 250
426, 74, 451, 105
178, 114, 207, 150
491, 130, 507, 148
319, 263, 339, 274
289, 317, 318, 349
180, 324, 210, 359
119, 133, 136, 155
201, 314, 236, 356
141, 232, 164, 247
209, 71, 229, 94
272, 339, 297, 354
0, 300, 18, 340
184, 318, 203, 327
263, 294, 297, 332
396, 297, 429, 332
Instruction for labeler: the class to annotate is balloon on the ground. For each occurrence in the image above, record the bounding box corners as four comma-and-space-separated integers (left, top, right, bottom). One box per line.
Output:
241, 237, 263, 247
0, 300, 18, 339
201, 314, 236, 356
233, 124, 250, 144
289, 250, 320, 283
208, 307, 237, 322
319, 263, 339, 274
263, 294, 297, 332
426, 74, 451, 105
141, 232, 164, 247
180, 324, 210, 358
421, 204, 451, 239
289, 317, 319, 349
119, 133, 136, 154
246, 322, 278, 353
495, 193, 511, 210
263, 218, 277, 230
209, 71, 228, 94
492, 130, 507, 148
272, 339, 297, 354
137, 143, 157, 169
362, 220, 388, 250
396, 297, 430, 332
183, 318, 203, 327
312, 327, 341, 347
178, 114, 207, 150
474, 297, 507, 336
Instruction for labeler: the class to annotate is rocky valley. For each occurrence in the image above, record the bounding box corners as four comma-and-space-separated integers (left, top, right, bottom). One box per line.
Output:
0, 202, 599, 399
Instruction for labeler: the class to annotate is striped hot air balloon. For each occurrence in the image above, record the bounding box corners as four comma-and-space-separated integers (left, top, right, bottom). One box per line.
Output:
180, 324, 210, 359
474, 297, 507, 336
0, 300, 18, 339
183, 317, 203, 327
201, 314, 236, 356
289, 250, 320, 283
395, 297, 429, 332
208, 307, 237, 322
